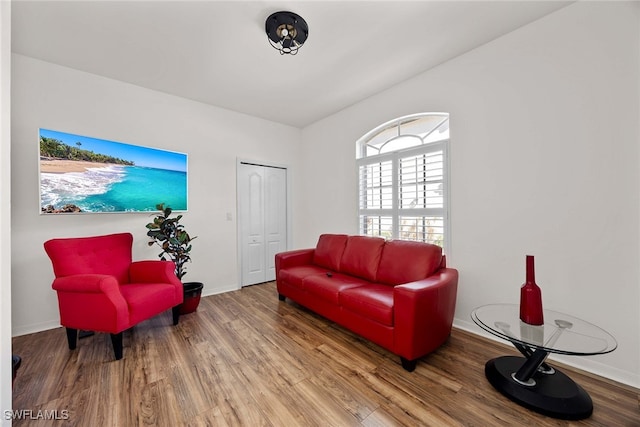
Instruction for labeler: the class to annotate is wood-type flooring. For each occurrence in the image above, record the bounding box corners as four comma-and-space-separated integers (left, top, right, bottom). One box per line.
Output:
11, 282, 640, 426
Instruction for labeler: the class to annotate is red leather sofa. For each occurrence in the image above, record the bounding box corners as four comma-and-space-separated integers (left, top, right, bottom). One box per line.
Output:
44, 232, 184, 360
275, 234, 458, 371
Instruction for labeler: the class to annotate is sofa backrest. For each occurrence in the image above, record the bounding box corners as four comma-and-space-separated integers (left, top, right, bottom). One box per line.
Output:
313, 234, 349, 271
44, 232, 133, 284
377, 240, 443, 285
339, 236, 385, 282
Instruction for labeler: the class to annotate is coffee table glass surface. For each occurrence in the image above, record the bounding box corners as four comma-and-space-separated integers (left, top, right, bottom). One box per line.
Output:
471, 303, 617, 420
472, 303, 617, 355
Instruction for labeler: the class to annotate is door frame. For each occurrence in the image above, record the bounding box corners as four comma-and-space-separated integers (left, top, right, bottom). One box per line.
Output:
236, 158, 292, 288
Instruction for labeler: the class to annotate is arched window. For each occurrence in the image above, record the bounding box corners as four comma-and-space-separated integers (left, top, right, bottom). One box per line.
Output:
356, 113, 449, 249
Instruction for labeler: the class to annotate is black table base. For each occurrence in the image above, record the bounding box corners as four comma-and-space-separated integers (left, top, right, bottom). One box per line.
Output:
485, 356, 593, 420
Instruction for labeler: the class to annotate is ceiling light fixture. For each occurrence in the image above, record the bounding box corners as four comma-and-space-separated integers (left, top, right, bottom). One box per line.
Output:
265, 11, 309, 55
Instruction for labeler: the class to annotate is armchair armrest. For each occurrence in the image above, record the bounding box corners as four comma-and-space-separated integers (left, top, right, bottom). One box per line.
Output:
52, 274, 121, 294
51, 274, 130, 332
275, 248, 315, 273
393, 268, 459, 360
129, 260, 181, 286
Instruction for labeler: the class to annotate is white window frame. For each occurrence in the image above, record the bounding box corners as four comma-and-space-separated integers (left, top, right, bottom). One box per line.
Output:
356, 113, 450, 252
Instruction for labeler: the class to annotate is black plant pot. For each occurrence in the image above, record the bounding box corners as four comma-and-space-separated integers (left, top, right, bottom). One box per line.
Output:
12, 355, 21, 388
180, 282, 203, 314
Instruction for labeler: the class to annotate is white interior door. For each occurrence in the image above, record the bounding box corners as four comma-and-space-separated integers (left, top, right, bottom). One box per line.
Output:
239, 163, 287, 286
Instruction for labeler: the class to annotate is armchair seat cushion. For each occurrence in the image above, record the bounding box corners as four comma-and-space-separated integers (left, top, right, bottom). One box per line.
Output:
120, 283, 180, 325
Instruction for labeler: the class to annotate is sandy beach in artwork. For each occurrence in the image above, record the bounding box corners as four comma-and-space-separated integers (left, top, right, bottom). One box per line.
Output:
40, 159, 113, 173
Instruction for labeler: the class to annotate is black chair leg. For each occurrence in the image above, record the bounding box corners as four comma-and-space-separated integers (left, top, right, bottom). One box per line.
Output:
172, 306, 180, 325
401, 357, 417, 372
66, 328, 78, 350
278, 294, 286, 301
110, 332, 123, 360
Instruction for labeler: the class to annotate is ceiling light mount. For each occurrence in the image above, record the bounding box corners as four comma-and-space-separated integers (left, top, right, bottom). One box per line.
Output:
265, 11, 308, 55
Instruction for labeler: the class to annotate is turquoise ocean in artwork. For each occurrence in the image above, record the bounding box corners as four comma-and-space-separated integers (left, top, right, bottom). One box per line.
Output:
40, 165, 187, 212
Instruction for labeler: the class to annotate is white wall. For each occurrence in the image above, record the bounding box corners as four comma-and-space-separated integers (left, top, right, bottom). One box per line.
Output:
0, 1, 12, 423
637, 0, 640, 392
11, 54, 301, 335
9, 0, 639, 390
299, 1, 640, 387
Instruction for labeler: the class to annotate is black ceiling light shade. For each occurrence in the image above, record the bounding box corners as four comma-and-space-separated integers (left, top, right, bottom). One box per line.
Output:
265, 11, 309, 55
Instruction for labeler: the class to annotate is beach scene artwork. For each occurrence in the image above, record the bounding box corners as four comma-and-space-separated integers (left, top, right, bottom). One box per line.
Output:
39, 129, 187, 214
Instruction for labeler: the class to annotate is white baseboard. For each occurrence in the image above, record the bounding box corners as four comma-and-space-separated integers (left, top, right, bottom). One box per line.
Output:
202, 282, 239, 297
12, 320, 61, 337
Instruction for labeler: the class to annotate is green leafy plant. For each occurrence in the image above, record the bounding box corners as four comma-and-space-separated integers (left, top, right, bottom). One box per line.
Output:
146, 203, 196, 280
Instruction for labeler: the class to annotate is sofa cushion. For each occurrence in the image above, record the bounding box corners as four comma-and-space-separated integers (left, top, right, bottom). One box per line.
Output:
339, 236, 385, 282
303, 273, 370, 304
279, 265, 328, 288
339, 284, 394, 326
313, 234, 349, 271
377, 240, 442, 286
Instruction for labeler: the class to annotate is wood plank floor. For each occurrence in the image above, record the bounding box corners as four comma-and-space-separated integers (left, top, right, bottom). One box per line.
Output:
11, 282, 639, 426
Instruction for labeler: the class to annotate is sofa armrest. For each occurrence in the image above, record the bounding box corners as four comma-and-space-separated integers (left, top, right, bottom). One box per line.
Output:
129, 260, 181, 285
393, 268, 459, 360
275, 248, 315, 273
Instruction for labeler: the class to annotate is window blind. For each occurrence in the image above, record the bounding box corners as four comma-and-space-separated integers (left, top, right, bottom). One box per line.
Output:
357, 142, 447, 247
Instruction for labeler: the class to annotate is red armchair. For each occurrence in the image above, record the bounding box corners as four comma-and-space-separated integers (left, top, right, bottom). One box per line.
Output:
44, 232, 183, 360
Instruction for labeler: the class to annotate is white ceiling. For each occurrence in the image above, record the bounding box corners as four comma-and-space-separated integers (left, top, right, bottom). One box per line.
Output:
11, 1, 571, 128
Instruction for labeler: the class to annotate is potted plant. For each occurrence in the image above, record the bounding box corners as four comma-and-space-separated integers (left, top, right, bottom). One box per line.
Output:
146, 203, 203, 314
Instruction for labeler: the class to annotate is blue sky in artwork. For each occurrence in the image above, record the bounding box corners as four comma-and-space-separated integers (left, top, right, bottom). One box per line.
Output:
40, 128, 187, 172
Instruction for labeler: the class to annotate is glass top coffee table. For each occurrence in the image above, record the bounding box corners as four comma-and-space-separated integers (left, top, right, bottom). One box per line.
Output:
471, 304, 617, 420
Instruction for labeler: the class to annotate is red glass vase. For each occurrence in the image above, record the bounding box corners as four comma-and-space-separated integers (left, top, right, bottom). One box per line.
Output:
520, 255, 544, 325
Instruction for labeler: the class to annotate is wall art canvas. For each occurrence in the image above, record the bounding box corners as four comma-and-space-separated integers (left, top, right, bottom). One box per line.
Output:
39, 128, 188, 214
